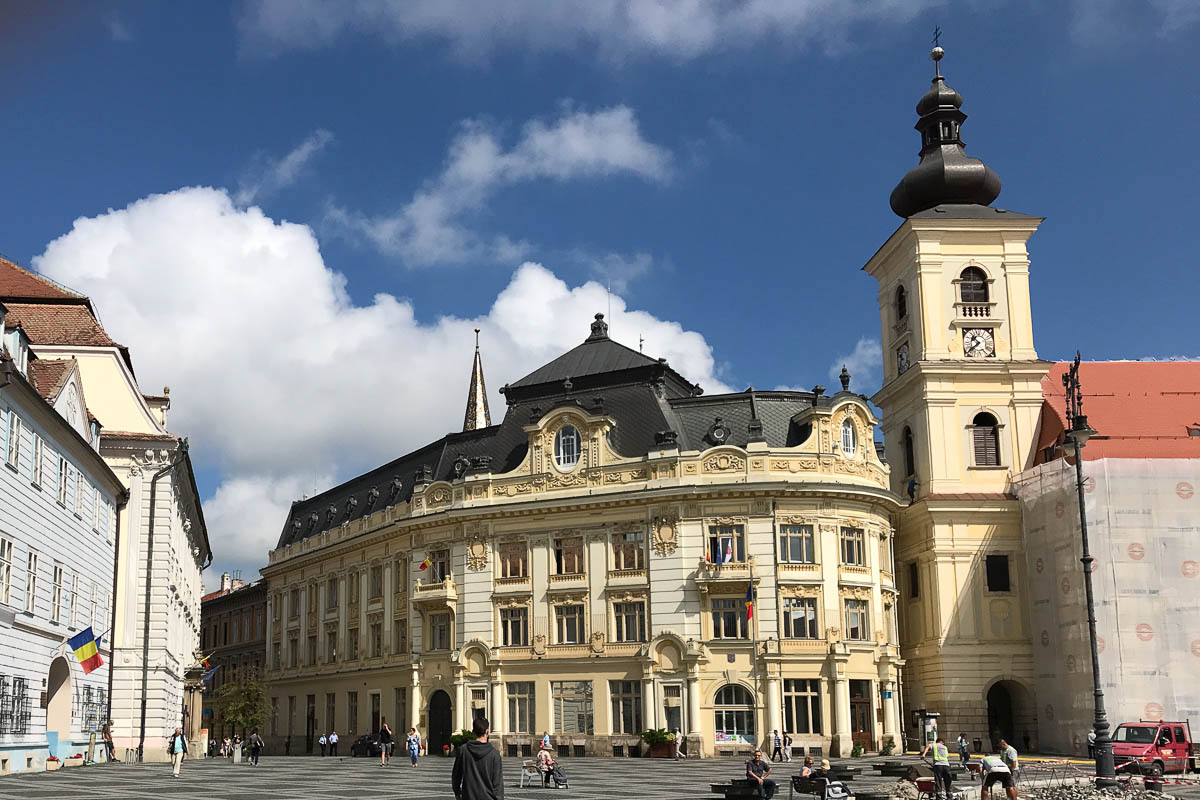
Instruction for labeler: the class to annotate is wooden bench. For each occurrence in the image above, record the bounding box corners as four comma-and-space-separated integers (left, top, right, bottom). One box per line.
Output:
711, 779, 763, 799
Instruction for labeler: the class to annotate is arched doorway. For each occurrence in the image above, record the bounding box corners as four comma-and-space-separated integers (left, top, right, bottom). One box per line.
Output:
428, 690, 453, 753
987, 683, 1015, 750
46, 657, 73, 752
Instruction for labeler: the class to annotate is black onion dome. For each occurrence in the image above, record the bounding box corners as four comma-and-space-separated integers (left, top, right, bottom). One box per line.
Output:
890, 52, 1001, 218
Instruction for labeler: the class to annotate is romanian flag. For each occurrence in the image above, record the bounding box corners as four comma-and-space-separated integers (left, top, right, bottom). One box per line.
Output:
418, 555, 433, 571
68, 627, 104, 675
744, 584, 755, 621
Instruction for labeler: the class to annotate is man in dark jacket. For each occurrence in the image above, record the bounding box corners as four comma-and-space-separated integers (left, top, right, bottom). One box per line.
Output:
452, 716, 504, 800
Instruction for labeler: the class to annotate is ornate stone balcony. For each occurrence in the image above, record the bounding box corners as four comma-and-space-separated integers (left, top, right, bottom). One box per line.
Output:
494, 576, 532, 594
695, 557, 756, 589
837, 565, 874, 585
777, 562, 821, 582
547, 572, 587, 591
413, 576, 457, 608
606, 568, 648, 587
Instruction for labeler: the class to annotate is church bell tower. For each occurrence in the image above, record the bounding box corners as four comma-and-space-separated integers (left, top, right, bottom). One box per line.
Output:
864, 44, 1050, 747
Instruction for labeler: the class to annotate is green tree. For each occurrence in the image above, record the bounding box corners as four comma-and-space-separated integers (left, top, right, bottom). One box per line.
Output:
215, 675, 269, 737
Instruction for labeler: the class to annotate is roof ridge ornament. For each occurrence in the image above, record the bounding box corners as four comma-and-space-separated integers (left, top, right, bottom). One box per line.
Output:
587, 313, 609, 341
462, 327, 492, 431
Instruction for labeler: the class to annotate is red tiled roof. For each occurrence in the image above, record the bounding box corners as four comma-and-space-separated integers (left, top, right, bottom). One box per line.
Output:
3, 303, 119, 347
1036, 361, 1200, 462
201, 589, 229, 603
27, 357, 75, 402
0, 257, 84, 302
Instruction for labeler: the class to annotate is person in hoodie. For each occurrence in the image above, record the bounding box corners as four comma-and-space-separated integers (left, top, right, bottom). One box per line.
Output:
452, 716, 504, 800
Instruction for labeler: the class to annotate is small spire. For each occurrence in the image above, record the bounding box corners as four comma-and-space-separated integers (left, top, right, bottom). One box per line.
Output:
839, 365, 851, 392
462, 327, 492, 431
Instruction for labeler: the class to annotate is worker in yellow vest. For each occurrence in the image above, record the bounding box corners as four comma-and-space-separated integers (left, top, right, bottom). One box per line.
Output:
921, 736, 953, 800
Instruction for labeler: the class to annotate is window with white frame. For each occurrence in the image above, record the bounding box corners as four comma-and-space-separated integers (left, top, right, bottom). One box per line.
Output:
74, 473, 87, 518
779, 525, 815, 563
92, 487, 101, 531
553, 536, 584, 575
499, 606, 528, 647
555, 603, 584, 644
429, 612, 451, 650
25, 551, 38, 614
782, 596, 819, 639
707, 524, 745, 564
782, 679, 822, 734
0, 536, 12, 605
554, 425, 581, 469
613, 600, 645, 642
507, 681, 534, 733
393, 618, 407, 655
90, 582, 97, 629
51, 564, 64, 623
841, 418, 857, 456
611, 530, 645, 571
609, 680, 642, 735
31, 434, 43, 487
552, 680, 593, 735
327, 577, 339, 608
57, 456, 68, 505
711, 597, 748, 639
844, 598, 870, 640
499, 543, 527, 578
5, 411, 21, 469
714, 684, 755, 743
840, 527, 866, 566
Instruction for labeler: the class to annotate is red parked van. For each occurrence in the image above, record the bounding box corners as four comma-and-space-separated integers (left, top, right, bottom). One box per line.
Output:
1112, 721, 1196, 776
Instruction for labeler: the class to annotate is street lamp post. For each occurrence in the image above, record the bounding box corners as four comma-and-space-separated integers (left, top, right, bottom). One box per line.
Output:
1062, 352, 1117, 789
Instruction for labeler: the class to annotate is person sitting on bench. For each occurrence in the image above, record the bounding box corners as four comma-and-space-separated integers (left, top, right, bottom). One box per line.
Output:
812, 760, 849, 800
536, 745, 567, 787
746, 749, 777, 800
801, 756, 815, 778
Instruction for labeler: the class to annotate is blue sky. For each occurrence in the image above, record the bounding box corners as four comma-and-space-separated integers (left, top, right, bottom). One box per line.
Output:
3, 1, 1196, 582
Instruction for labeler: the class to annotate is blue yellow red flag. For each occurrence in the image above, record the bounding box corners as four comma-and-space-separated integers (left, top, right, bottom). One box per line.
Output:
744, 584, 755, 621
67, 627, 104, 674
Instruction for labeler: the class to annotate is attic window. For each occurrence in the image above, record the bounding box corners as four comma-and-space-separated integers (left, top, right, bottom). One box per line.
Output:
555, 426, 581, 469
1188, 424, 1200, 437
841, 419, 857, 457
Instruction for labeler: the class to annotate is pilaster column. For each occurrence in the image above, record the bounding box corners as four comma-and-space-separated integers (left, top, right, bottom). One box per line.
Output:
454, 675, 466, 732
642, 676, 657, 730
765, 676, 781, 738
686, 671, 701, 735
337, 576, 348, 658
264, 596, 274, 669
882, 680, 898, 744
490, 675, 504, 735
829, 658, 852, 757
383, 562, 394, 655
410, 663, 422, 731
359, 571, 369, 632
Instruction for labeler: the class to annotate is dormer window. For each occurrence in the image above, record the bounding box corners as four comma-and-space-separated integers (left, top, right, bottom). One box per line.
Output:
841, 419, 857, 457
554, 425, 581, 469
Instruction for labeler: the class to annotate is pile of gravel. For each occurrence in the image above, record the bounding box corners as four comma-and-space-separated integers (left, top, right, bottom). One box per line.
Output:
1014, 785, 1168, 800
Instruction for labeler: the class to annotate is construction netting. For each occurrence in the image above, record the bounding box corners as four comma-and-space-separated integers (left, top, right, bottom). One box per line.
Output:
1013, 457, 1200, 755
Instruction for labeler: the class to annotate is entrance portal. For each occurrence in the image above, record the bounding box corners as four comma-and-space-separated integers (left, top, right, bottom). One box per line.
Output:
849, 680, 874, 751
428, 690, 453, 754
987, 683, 1016, 750
46, 657, 73, 752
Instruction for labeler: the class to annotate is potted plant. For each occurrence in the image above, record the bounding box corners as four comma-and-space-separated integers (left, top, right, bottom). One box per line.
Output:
443, 743, 452, 757
880, 737, 895, 756
46, 756, 61, 771
449, 729, 475, 752
640, 728, 675, 758
851, 742, 865, 758
64, 752, 84, 767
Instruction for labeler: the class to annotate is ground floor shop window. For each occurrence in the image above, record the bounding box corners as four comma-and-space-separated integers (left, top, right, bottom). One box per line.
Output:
552, 680, 594, 735
508, 682, 534, 733
782, 679, 822, 734
714, 684, 755, 744
347, 691, 358, 735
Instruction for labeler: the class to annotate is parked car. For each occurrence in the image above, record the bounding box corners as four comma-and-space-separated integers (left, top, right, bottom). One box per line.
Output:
350, 733, 383, 757
1112, 721, 1196, 776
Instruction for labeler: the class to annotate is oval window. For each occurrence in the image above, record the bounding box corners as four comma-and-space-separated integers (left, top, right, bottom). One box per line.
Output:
555, 426, 581, 469
841, 419, 857, 457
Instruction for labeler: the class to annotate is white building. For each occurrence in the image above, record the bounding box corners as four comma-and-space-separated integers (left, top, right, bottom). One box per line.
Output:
1, 302, 126, 774
0, 259, 211, 762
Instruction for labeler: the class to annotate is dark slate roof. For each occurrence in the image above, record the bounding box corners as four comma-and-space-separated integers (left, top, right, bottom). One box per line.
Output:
908, 204, 1039, 220
274, 317, 832, 551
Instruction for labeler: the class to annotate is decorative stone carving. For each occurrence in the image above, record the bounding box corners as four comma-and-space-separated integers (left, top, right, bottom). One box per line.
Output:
780, 584, 821, 598
548, 473, 586, 489
702, 453, 745, 472
466, 536, 489, 572
589, 632, 605, 654
682, 503, 702, 519
779, 515, 818, 527
707, 516, 747, 528
652, 515, 679, 557
825, 626, 840, 643
532, 633, 547, 656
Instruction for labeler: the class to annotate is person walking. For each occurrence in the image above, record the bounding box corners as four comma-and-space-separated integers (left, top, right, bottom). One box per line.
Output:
1087, 730, 1096, 758
452, 716, 503, 800
957, 734, 970, 767
167, 726, 188, 778
981, 754, 1017, 800
673, 728, 683, 760
379, 721, 394, 766
783, 732, 792, 763
407, 727, 422, 768
746, 749, 777, 800
922, 736, 953, 800
319, 732, 327, 756
249, 730, 264, 766
329, 730, 339, 757
541, 731, 550, 750
771, 729, 783, 762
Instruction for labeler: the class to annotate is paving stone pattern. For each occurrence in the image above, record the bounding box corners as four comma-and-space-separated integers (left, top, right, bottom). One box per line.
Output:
1, 754, 1197, 800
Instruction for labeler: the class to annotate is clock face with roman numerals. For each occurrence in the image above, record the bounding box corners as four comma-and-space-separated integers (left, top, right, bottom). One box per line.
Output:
963, 328, 995, 358
896, 343, 910, 374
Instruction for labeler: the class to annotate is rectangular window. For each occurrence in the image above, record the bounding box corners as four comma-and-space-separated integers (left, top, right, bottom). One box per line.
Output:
90, 582, 97, 629
350, 570, 360, 602
845, 599, 870, 641
348, 627, 360, 659
707, 524, 745, 564
31, 434, 43, 487
0, 537, 12, 605
613, 601, 646, 642
782, 678, 823, 735
25, 550, 38, 614
74, 473, 87, 518
57, 457, 68, 505
394, 688, 407, 733
369, 622, 382, 657
427, 551, 449, 584
553, 537, 584, 575
325, 693, 336, 734
5, 411, 21, 469
288, 633, 299, 668
270, 697, 279, 736
612, 530, 645, 571
500, 607, 529, 647
840, 527, 866, 566
290, 589, 301, 619
552, 680, 593, 735
985, 554, 1011, 592
273, 594, 281, 621
271, 642, 281, 668
779, 525, 815, 564
393, 618, 407, 654
711, 597, 748, 639
51, 564, 64, 623
908, 562, 919, 599
782, 596, 819, 639
507, 681, 534, 733
307, 634, 317, 665
609, 680, 643, 735
347, 691, 358, 734
308, 585, 317, 614
327, 577, 339, 608
370, 565, 383, 598
555, 604, 584, 644
394, 558, 407, 593
429, 612, 451, 651
326, 629, 338, 663
499, 543, 527, 578
92, 487, 101, 531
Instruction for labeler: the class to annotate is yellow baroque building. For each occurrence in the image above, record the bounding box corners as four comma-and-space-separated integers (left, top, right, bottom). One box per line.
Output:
261, 314, 904, 758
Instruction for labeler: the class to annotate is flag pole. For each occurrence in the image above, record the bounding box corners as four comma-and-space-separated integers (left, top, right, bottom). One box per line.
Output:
748, 563, 759, 750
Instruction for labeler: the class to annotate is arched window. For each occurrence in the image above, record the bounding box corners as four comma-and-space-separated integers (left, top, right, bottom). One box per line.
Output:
841, 419, 857, 457
959, 267, 989, 303
714, 684, 756, 744
895, 285, 907, 320
903, 426, 916, 477
972, 413, 1000, 467
554, 425, 581, 469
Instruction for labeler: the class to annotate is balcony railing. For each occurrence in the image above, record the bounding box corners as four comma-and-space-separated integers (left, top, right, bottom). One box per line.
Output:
838, 565, 873, 585
956, 301, 993, 319
696, 558, 755, 582
413, 576, 457, 605
547, 573, 587, 590
606, 568, 648, 586
494, 576, 531, 593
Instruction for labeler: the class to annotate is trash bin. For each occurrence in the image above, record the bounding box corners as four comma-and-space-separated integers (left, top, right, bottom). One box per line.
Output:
233, 743, 242, 764
973, 739, 983, 754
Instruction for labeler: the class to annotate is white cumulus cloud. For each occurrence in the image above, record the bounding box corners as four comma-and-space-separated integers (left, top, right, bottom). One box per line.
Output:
829, 337, 882, 393
235, 128, 335, 206
34, 186, 728, 584
326, 104, 671, 266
